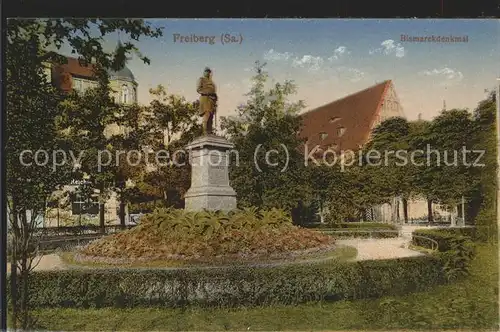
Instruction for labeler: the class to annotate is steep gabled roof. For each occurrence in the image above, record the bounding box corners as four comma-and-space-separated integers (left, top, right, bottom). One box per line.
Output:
51, 56, 96, 91
55, 56, 96, 78
299, 80, 391, 151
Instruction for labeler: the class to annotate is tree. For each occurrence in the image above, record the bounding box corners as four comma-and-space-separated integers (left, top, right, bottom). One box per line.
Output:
429, 109, 476, 213
221, 61, 309, 213
469, 91, 497, 240
408, 118, 440, 223
134, 85, 200, 209
307, 163, 364, 224
6, 22, 74, 329
409, 110, 476, 224
148, 84, 201, 146
109, 103, 153, 227
6, 18, 162, 329
367, 117, 414, 223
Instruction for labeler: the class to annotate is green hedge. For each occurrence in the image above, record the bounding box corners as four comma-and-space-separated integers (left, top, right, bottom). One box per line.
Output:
412, 228, 476, 281
320, 229, 399, 239
304, 222, 399, 238
8, 256, 443, 309
303, 222, 398, 230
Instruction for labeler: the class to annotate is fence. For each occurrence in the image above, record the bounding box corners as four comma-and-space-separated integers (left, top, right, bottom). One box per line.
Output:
318, 228, 400, 239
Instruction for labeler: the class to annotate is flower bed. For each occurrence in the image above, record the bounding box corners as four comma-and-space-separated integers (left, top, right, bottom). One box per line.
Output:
77, 208, 336, 265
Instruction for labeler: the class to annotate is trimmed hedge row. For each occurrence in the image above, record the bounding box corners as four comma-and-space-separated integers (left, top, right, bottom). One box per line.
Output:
303, 222, 398, 230
320, 229, 399, 239
412, 228, 476, 281
7, 256, 443, 309
304, 222, 399, 238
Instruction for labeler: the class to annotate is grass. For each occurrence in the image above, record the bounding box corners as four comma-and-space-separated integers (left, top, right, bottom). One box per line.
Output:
59, 244, 358, 269
25, 243, 499, 331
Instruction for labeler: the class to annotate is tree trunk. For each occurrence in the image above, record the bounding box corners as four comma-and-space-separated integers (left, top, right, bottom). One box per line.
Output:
99, 203, 105, 234
319, 200, 325, 223
9, 201, 18, 330
17, 208, 33, 330
427, 199, 434, 224
402, 197, 409, 224
19, 258, 29, 330
395, 199, 400, 222
10, 251, 18, 330
119, 195, 126, 229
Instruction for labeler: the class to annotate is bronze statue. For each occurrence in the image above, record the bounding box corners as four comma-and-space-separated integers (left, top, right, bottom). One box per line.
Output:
197, 67, 218, 135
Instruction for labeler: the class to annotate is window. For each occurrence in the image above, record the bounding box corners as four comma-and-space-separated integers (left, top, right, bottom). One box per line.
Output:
133, 87, 137, 103
319, 132, 328, 140
43, 66, 51, 82
74, 78, 83, 92
70, 191, 99, 215
337, 126, 346, 137
120, 84, 129, 104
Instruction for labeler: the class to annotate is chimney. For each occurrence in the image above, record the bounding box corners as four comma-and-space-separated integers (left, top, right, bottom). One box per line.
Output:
417, 113, 422, 121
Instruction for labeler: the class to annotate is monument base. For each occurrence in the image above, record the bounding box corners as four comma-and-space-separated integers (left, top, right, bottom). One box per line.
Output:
184, 135, 237, 212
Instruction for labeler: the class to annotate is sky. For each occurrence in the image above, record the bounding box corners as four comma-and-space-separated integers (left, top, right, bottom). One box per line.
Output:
59, 19, 499, 121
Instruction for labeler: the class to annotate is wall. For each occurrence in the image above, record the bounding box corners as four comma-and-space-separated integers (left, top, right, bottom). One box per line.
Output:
109, 79, 138, 105
374, 82, 405, 126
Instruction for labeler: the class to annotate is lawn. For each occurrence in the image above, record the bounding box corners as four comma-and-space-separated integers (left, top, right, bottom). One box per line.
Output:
28, 244, 499, 331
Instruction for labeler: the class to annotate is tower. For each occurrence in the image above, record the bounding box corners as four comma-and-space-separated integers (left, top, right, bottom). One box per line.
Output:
108, 41, 138, 105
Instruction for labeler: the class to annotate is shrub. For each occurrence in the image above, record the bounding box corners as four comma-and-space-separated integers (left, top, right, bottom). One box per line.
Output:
303, 222, 399, 239
302, 222, 398, 230
412, 229, 476, 281
7, 255, 444, 309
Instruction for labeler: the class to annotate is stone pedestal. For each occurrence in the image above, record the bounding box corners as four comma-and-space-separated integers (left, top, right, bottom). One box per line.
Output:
184, 135, 237, 211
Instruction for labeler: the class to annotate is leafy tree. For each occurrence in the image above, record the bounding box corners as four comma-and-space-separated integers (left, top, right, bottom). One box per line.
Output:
307, 163, 364, 224
469, 91, 497, 240
367, 117, 413, 222
148, 84, 201, 146
108, 103, 153, 227
6, 22, 74, 329
125, 85, 201, 211
408, 118, 441, 223
411, 109, 474, 223
221, 62, 309, 213
6, 18, 161, 329
430, 109, 476, 213
412, 110, 475, 223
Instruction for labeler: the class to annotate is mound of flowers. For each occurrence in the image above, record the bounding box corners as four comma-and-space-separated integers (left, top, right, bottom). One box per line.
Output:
77, 207, 336, 265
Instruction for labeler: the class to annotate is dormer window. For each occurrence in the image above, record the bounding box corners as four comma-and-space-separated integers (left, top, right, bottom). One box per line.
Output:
329, 117, 341, 123
319, 132, 328, 140
337, 126, 346, 137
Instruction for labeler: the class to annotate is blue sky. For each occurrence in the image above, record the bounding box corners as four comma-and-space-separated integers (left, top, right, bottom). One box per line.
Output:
60, 19, 499, 121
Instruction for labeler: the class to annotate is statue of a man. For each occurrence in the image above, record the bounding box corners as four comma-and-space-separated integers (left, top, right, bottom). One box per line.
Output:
197, 67, 218, 135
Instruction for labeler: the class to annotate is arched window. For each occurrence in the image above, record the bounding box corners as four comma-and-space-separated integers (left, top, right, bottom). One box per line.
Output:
120, 84, 129, 104
133, 87, 137, 103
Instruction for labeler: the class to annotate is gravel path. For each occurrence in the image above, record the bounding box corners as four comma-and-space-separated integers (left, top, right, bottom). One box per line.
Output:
336, 237, 423, 261
6, 254, 66, 273
7, 229, 427, 272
